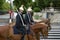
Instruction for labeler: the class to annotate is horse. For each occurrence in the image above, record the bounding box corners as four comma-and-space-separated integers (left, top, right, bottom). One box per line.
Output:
31, 22, 48, 38
34, 18, 51, 40
0, 23, 21, 40
7, 22, 48, 40
39, 18, 51, 30
8, 23, 37, 40
0, 22, 36, 40
8, 23, 22, 40
0, 19, 50, 40
0, 24, 10, 40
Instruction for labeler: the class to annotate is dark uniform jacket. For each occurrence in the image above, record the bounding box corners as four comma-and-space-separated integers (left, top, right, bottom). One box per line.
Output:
25, 13, 34, 25
14, 12, 26, 34
15, 13, 26, 28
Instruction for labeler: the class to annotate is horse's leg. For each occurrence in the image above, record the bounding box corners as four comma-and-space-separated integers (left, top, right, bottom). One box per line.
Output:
47, 22, 51, 31
46, 19, 51, 31
0, 38, 7, 40
24, 33, 34, 40
0, 31, 9, 40
24, 34, 28, 40
41, 28, 48, 38
27, 34, 37, 40
0, 33, 8, 40
10, 34, 23, 40
35, 32, 40, 40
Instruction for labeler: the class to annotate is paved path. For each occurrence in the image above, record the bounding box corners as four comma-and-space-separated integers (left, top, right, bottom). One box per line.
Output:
0, 14, 9, 19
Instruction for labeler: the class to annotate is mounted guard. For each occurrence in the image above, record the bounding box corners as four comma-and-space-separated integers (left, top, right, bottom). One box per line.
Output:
25, 7, 37, 40
13, 5, 26, 40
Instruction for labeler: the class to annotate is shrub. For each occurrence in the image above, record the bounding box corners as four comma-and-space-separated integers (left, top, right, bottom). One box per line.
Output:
33, 7, 41, 12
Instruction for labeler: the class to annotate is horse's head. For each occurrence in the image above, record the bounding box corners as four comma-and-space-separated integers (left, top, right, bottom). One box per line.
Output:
30, 23, 48, 33
39, 18, 51, 31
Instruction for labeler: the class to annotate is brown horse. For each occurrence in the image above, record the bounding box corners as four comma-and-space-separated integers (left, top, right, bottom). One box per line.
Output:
23, 21, 49, 40
0, 19, 50, 40
0, 24, 10, 40
0, 23, 36, 40
31, 22, 48, 38
8, 23, 22, 40
21, 22, 48, 40
0, 23, 21, 40
8, 22, 48, 40
34, 18, 51, 40
8, 23, 37, 40
39, 18, 51, 30
10, 18, 51, 40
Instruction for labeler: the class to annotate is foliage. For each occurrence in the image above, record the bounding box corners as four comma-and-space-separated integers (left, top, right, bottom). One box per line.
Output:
13, 0, 32, 9
0, 0, 5, 10
13, 0, 60, 12
53, 0, 60, 7
2, 2, 10, 10
33, 7, 41, 12
34, 14, 40, 19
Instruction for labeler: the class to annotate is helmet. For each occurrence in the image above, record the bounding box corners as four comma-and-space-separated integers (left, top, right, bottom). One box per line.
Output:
27, 7, 32, 11
19, 5, 24, 11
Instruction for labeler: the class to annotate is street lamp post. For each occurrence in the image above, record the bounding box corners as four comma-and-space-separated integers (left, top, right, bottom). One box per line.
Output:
8, 0, 14, 23
32, 0, 35, 2
10, 0, 14, 10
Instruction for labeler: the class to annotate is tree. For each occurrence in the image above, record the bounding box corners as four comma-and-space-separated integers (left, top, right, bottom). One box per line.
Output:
2, 2, 10, 10
13, 0, 32, 9
37, 0, 51, 9
14, 0, 60, 12
53, 0, 60, 7
0, 0, 5, 10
